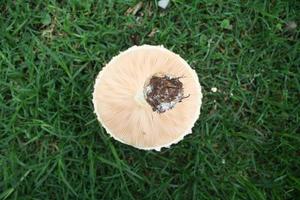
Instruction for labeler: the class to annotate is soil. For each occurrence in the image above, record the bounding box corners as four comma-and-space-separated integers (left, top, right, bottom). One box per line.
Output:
144, 74, 188, 113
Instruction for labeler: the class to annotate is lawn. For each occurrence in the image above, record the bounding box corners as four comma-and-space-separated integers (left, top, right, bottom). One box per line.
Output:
0, 0, 299, 199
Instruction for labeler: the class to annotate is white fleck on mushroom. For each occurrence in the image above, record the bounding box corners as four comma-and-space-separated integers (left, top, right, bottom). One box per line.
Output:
93, 45, 202, 151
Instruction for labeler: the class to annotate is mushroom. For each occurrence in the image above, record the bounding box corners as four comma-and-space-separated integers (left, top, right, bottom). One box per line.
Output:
93, 45, 202, 150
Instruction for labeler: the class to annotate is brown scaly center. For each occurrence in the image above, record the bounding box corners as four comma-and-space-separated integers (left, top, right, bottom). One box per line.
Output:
144, 74, 189, 113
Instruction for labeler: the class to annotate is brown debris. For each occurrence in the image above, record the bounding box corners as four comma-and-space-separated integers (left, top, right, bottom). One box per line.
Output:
148, 28, 158, 37
125, 2, 143, 16
130, 34, 140, 45
144, 1, 153, 17
144, 74, 189, 113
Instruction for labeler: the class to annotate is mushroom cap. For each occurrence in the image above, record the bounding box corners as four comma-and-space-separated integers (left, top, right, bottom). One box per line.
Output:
93, 45, 202, 151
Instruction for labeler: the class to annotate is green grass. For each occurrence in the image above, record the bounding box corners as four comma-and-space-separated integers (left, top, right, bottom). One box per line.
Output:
0, 0, 299, 199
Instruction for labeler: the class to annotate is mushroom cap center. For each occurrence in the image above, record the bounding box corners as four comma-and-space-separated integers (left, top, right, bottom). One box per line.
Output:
144, 74, 187, 113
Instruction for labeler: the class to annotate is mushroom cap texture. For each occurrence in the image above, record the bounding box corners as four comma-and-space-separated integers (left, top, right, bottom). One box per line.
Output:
93, 45, 202, 151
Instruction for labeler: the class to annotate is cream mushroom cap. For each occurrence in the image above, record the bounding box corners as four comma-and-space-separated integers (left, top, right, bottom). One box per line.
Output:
93, 45, 202, 151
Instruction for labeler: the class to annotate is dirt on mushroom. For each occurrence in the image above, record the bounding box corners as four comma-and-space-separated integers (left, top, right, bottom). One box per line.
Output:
144, 74, 189, 113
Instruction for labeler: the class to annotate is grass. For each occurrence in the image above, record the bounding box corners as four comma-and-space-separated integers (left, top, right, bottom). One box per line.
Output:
0, 0, 299, 199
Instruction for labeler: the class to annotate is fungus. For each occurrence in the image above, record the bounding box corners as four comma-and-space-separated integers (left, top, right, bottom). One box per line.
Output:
93, 45, 202, 150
